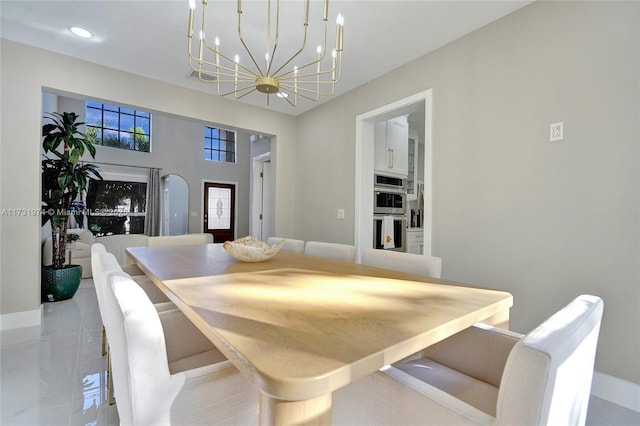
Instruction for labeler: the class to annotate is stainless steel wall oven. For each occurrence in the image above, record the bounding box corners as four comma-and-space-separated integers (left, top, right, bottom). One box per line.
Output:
373, 173, 407, 251
373, 215, 406, 252
373, 174, 406, 215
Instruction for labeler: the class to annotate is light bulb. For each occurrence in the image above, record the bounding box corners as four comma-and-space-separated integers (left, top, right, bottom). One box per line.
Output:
69, 26, 93, 39
189, 0, 196, 10
317, 45, 322, 54
332, 49, 337, 58
199, 30, 205, 40
336, 13, 344, 26
234, 54, 240, 63
215, 36, 220, 46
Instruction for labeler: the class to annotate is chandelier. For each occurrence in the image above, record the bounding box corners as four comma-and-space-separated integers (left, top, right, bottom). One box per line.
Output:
187, 0, 344, 106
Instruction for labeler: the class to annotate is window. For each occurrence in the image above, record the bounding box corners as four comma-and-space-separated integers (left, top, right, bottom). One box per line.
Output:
86, 180, 147, 236
85, 101, 151, 152
204, 126, 236, 163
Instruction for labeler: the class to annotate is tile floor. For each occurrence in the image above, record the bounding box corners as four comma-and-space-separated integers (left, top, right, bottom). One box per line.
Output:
1, 279, 639, 425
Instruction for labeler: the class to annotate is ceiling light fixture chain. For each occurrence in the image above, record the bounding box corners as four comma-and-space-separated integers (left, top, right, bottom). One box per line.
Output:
187, 0, 344, 106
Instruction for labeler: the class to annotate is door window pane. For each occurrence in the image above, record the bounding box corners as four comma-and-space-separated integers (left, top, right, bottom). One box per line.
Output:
207, 187, 231, 229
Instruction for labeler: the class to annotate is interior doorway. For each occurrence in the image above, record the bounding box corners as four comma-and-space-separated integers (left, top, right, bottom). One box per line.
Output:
161, 174, 188, 236
203, 182, 236, 242
354, 90, 433, 262
251, 153, 274, 241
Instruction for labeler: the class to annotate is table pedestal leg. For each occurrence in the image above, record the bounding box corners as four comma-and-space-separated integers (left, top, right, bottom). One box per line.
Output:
484, 308, 510, 330
259, 392, 332, 426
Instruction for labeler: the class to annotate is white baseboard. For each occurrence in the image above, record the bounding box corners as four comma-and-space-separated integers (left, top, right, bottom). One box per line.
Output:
0, 307, 42, 331
591, 371, 640, 413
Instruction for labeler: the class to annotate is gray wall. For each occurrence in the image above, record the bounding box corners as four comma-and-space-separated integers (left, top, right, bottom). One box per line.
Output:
296, 1, 639, 384
54, 95, 254, 237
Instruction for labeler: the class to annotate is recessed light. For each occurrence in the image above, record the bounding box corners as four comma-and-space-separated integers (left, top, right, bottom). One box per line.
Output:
69, 26, 93, 39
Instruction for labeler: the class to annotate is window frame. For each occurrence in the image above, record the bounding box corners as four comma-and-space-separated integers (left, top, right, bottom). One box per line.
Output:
204, 126, 237, 163
86, 171, 149, 236
85, 101, 152, 152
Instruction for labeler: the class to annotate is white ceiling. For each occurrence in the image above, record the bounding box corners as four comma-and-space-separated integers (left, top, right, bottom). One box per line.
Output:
0, 1, 532, 116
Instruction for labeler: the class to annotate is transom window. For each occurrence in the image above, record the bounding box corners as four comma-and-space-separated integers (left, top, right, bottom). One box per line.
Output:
204, 126, 236, 163
85, 101, 151, 152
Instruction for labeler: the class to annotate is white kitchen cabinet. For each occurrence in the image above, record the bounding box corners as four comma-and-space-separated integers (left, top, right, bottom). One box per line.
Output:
406, 229, 424, 255
374, 115, 408, 177
407, 129, 419, 200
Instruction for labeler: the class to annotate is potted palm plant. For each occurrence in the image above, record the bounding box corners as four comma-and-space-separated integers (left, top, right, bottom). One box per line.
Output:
41, 112, 102, 302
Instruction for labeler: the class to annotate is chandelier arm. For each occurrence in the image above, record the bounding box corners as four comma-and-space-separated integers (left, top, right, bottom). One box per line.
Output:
200, 38, 259, 78
265, 0, 281, 77
237, 0, 264, 76
274, 19, 328, 80
270, 0, 313, 77
281, 51, 341, 84
233, 87, 258, 100
282, 65, 336, 81
278, 90, 297, 107
278, 83, 329, 101
215, 82, 256, 98
280, 81, 335, 92
189, 56, 258, 81
279, 83, 335, 99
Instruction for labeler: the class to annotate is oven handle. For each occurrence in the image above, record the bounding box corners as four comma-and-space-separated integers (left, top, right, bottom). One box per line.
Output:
374, 186, 407, 194
373, 215, 407, 222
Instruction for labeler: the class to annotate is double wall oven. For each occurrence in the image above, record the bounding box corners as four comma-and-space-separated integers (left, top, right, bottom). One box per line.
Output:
373, 174, 407, 252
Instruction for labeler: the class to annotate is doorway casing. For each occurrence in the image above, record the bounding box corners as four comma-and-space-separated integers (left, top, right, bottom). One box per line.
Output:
354, 90, 433, 262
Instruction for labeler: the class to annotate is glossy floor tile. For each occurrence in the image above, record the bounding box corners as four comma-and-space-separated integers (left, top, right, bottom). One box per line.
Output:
1, 278, 639, 425
1, 280, 118, 426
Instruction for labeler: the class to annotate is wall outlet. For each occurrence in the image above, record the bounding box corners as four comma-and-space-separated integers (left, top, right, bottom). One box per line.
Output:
337, 208, 345, 219
550, 122, 564, 142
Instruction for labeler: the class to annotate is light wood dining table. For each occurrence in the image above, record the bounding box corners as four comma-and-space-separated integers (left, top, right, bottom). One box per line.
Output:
126, 243, 513, 426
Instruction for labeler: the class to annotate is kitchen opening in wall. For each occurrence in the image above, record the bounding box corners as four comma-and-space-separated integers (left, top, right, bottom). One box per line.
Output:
355, 90, 433, 260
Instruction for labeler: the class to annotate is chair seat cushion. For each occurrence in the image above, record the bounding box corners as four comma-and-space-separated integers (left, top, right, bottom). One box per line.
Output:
396, 357, 498, 416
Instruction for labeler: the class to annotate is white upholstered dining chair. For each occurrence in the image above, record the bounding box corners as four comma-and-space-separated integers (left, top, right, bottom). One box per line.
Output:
92, 243, 171, 307
361, 248, 442, 278
333, 294, 604, 426
103, 270, 259, 425
267, 236, 306, 253
304, 241, 357, 262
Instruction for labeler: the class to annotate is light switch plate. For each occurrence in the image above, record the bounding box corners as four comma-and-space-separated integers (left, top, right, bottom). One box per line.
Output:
550, 122, 564, 142
337, 209, 345, 219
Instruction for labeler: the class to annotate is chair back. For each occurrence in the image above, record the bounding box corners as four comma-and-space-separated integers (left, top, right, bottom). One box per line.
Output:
104, 270, 184, 425
361, 248, 442, 278
267, 237, 305, 253
497, 295, 604, 426
147, 233, 213, 247
304, 241, 357, 262
95, 234, 149, 265
91, 245, 116, 325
